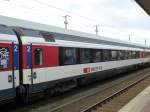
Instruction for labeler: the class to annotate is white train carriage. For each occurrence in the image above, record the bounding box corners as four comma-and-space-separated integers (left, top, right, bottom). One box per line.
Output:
11, 20, 150, 97
0, 15, 150, 102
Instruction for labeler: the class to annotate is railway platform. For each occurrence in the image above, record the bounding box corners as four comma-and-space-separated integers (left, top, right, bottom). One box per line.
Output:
119, 85, 150, 112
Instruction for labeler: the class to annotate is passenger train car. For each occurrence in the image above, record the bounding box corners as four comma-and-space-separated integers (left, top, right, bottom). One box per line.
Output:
0, 15, 150, 103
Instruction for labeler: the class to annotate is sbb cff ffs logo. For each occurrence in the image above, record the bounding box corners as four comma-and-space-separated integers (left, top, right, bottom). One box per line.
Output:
83, 66, 102, 74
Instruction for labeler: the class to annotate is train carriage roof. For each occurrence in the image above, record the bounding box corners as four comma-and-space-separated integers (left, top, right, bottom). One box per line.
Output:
0, 15, 149, 50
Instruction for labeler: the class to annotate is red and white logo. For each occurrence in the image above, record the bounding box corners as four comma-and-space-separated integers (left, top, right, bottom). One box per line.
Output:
83, 67, 91, 74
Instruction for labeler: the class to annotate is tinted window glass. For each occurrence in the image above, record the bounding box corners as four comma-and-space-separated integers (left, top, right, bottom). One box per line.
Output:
34, 48, 43, 66
136, 51, 139, 58
118, 51, 125, 60
0, 25, 15, 35
110, 50, 117, 61
0, 47, 10, 69
124, 51, 128, 60
63, 47, 76, 65
102, 49, 110, 61
80, 49, 91, 64
131, 51, 136, 59
92, 50, 101, 62
148, 52, 150, 58
21, 28, 42, 37
128, 51, 132, 59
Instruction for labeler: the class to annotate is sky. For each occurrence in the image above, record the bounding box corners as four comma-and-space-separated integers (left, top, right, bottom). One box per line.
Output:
0, 0, 150, 46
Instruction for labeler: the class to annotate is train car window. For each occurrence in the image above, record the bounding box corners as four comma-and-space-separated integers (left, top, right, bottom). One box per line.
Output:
145, 52, 148, 58
102, 49, 110, 61
118, 51, 125, 60
92, 49, 101, 62
124, 51, 128, 60
41, 32, 55, 42
34, 48, 43, 66
145, 52, 149, 58
62, 47, 76, 65
131, 51, 136, 59
122, 51, 126, 60
135, 51, 139, 58
80, 49, 91, 64
0, 47, 10, 69
148, 52, 150, 58
0, 25, 15, 35
128, 51, 132, 59
139, 51, 143, 58
143, 52, 146, 58
110, 50, 117, 61
20, 28, 42, 37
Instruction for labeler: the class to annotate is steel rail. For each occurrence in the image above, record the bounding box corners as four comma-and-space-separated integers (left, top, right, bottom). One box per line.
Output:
81, 72, 150, 112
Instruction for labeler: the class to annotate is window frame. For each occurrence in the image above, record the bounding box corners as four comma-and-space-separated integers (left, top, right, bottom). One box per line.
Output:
92, 49, 102, 63
102, 49, 110, 62
110, 50, 118, 61
62, 47, 77, 65
79, 48, 91, 64
34, 48, 43, 66
131, 51, 136, 59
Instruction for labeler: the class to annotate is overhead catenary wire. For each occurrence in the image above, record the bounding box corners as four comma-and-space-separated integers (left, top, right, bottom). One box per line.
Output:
31, 0, 101, 24
0, 0, 149, 46
0, 0, 117, 28
31, 0, 120, 34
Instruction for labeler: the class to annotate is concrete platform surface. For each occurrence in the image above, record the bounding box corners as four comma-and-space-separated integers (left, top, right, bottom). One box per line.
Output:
119, 85, 150, 112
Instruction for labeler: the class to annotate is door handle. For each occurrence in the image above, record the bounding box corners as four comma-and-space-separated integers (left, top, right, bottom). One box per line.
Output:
8, 75, 13, 83
33, 72, 37, 79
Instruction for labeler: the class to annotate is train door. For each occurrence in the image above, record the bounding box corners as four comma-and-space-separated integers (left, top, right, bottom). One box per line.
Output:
32, 46, 45, 84
0, 42, 19, 100
26, 44, 45, 85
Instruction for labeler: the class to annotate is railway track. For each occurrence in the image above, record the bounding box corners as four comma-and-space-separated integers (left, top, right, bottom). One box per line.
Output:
50, 68, 150, 112
5, 68, 150, 112
82, 69, 150, 112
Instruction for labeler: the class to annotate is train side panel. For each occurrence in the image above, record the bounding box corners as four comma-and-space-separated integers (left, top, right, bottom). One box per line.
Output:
22, 44, 59, 85
0, 28, 19, 102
